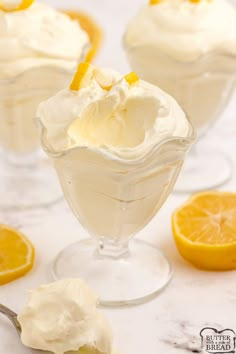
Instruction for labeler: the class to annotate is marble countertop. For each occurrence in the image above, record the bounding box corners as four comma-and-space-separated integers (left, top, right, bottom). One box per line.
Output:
1, 1, 236, 353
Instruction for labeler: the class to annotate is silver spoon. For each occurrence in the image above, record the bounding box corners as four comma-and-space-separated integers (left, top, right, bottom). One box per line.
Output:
0, 304, 70, 353
0, 304, 21, 336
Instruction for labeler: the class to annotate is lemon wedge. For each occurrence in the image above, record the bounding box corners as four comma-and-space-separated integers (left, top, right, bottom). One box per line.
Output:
0, 224, 35, 285
172, 191, 236, 270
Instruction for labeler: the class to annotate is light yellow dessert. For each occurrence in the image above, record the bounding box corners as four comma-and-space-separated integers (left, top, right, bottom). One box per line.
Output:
18, 279, 117, 354
37, 63, 195, 305
0, 0, 90, 153
124, 0, 236, 130
38, 63, 192, 241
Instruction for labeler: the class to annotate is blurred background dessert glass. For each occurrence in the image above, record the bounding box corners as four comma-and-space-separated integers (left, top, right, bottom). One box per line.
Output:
0, 0, 99, 209
124, 0, 236, 192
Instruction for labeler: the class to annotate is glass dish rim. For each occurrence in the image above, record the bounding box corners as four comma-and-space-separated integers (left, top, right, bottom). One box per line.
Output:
38, 111, 196, 166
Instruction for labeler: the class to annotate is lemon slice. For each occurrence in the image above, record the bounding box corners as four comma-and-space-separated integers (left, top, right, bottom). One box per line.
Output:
124, 72, 139, 86
0, 224, 35, 285
0, 0, 34, 12
172, 191, 236, 270
70, 62, 93, 91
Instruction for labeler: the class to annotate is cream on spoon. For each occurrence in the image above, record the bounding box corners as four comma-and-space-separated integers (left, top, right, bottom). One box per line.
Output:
0, 279, 116, 354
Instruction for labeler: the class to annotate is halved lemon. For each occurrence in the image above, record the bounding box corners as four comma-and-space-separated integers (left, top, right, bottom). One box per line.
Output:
64, 10, 102, 62
172, 191, 236, 270
0, 224, 35, 285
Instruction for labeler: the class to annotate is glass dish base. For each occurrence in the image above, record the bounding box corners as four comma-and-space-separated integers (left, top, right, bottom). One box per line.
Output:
52, 238, 172, 308
174, 150, 233, 193
0, 153, 62, 210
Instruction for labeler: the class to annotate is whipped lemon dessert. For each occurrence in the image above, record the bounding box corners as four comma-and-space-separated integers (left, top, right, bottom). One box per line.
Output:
124, 0, 236, 130
38, 63, 193, 241
18, 279, 116, 354
0, 0, 90, 153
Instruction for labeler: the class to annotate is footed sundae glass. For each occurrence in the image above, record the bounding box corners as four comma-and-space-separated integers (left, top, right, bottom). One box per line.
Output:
125, 50, 236, 192
40, 117, 195, 307
0, 66, 76, 209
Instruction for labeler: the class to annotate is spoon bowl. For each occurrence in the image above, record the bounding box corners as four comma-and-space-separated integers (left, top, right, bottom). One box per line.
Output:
0, 304, 21, 336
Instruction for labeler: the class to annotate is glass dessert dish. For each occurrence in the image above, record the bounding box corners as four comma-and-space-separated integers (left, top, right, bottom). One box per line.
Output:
125, 50, 236, 192
38, 64, 195, 307
41, 126, 194, 307
0, 67, 76, 209
0, 1, 91, 209
124, 0, 236, 192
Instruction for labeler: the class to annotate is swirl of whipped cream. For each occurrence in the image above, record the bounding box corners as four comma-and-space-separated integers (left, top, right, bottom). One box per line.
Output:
18, 279, 113, 354
38, 66, 190, 160
0, 2, 90, 77
124, 0, 236, 62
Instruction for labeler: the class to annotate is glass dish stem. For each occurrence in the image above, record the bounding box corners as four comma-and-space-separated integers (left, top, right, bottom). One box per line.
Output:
96, 238, 130, 259
52, 237, 172, 308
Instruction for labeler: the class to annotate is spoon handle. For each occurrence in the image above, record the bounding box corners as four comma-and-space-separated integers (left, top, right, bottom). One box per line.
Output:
0, 304, 21, 335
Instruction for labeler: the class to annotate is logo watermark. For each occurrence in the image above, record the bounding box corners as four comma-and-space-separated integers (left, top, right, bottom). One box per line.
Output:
200, 327, 236, 354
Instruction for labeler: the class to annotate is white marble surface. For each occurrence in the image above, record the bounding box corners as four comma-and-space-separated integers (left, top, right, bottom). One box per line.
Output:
1, 1, 236, 354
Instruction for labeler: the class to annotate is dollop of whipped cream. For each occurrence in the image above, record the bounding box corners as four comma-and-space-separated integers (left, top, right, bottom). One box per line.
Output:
17, 279, 113, 354
0, 2, 90, 77
38, 65, 190, 160
124, 0, 236, 62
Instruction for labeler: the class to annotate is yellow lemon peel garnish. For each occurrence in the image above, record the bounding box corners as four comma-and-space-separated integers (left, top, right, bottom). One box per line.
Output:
93, 70, 113, 91
18, 0, 34, 10
63, 11, 103, 63
0, 0, 34, 12
124, 72, 139, 86
70, 62, 91, 91
189, 0, 213, 2
70, 67, 139, 92
150, 0, 212, 4
100, 84, 112, 91
149, 0, 163, 5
